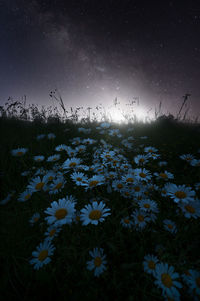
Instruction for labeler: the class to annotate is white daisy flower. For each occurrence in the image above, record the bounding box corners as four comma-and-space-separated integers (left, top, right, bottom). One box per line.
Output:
163, 219, 177, 234
44, 225, 62, 241
49, 176, 66, 194
165, 183, 196, 204
178, 199, 200, 219
62, 157, 82, 170
80, 201, 111, 226
154, 262, 183, 299
18, 189, 32, 202
70, 171, 88, 186
143, 254, 159, 277
33, 155, 45, 162
29, 213, 40, 226
44, 197, 76, 226
86, 247, 107, 277
138, 199, 159, 213
29, 239, 55, 270
47, 154, 60, 162
120, 216, 134, 228
11, 147, 28, 157
131, 209, 151, 230
133, 168, 152, 183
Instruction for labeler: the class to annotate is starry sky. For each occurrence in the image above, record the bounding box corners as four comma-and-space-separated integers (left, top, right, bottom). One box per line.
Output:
1, 0, 200, 122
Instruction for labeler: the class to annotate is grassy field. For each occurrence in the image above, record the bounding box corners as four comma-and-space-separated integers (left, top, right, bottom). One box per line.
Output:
0, 98, 200, 301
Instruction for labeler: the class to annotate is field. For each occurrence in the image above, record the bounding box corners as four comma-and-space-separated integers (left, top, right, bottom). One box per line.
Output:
0, 97, 200, 301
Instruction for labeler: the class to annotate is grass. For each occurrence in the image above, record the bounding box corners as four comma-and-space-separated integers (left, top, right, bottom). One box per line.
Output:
0, 94, 200, 301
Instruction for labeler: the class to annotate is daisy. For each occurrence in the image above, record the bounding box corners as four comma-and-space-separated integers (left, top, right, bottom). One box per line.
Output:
49, 176, 66, 194
133, 154, 150, 166
144, 146, 158, 153
62, 157, 82, 170
29, 239, 55, 270
47, 154, 60, 162
29, 213, 40, 226
36, 134, 46, 140
84, 175, 105, 190
100, 122, 111, 128
179, 154, 195, 162
181, 269, 200, 296
133, 168, 152, 183
178, 199, 200, 219
55, 144, 67, 152
80, 201, 111, 226
165, 183, 196, 204
11, 147, 28, 157
154, 171, 174, 181
138, 199, 159, 213
44, 197, 76, 227
27, 175, 49, 193
18, 189, 32, 202
143, 254, 159, 277
44, 225, 62, 241
120, 216, 134, 228
86, 247, 107, 277
163, 219, 177, 234
154, 262, 182, 299
45, 171, 57, 182
112, 179, 125, 192
33, 155, 45, 162
131, 209, 151, 230
82, 138, 96, 145
190, 159, 200, 167
75, 144, 87, 154
70, 171, 88, 186
47, 133, 56, 139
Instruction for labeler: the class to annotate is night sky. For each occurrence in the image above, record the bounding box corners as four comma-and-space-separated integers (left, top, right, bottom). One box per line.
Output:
1, 0, 200, 122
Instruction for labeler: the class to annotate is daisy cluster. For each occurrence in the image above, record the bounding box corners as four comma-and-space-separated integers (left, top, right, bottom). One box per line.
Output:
4, 121, 200, 300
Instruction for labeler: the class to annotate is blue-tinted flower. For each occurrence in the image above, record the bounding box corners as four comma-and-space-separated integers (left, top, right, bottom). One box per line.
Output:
86, 248, 107, 277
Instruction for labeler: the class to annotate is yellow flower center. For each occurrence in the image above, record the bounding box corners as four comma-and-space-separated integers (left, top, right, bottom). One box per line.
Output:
49, 229, 56, 237
139, 158, 145, 163
148, 260, 155, 269
196, 277, 200, 288
117, 183, 123, 189
38, 250, 48, 261
34, 217, 39, 222
48, 176, 53, 181
144, 204, 150, 208
89, 180, 99, 187
25, 194, 31, 200
69, 162, 77, 167
174, 191, 186, 199
76, 177, 82, 181
124, 192, 130, 196
126, 177, 134, 182
17, 152, 23, 156
160, 173, 168, 178
35, 182, 44, 190
161, 273, 173, 288
184, 205, 195, 213
139, 172, 146, 178
167, 224, 173, 229
89, 210, 102, 220
134, 186, 140, 192
137, 215, 144, 222
124, 219, 130, 224
148, 150, 153, 153
54, 183, 63, 190
55, 208, 68, 220
94, 256, 102, 267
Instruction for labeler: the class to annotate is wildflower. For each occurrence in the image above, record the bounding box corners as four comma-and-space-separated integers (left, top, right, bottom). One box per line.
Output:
133, 168, 152, 183
121, 173, 136, 184
11, 147, 28, 157
62, 157, 82, 170
100, 122, 111, 129
179, 154, 195, 162
18, 189, 32, 202
138, 199, 159, 213
49, 176, 66, 194
181, 269, 200, 296
120, 216, 134, 228
80, 201, 111, 226
131, 209, 151, 230
190, 159, 200, 167
86, 247, 107, 277
47, 154, 60, 162
36, 134, 46, 140
55, 144, 67, 152
144, 146, 158, 153
44, 197, 76, 227
112, 179, 125, 192
29, 213, 40, 226
45, 170, 57, 182
82, 138, 96, 145
47, 133, 56, 139
143, 254, 159, 276
154, 262, 182, 299
75, 144, 87, 154
178, 199, 200, 219
70, 171, 88, 186
33, 155, 45, 162
154, 171, 174, 181
133, 154, 150, 166
27, 175, 49, 193
163, 219, 177, 234
165, 183, 196, 204
29, 239, 55, 270
44, 225, 62, 241
84, 175, 105, 190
